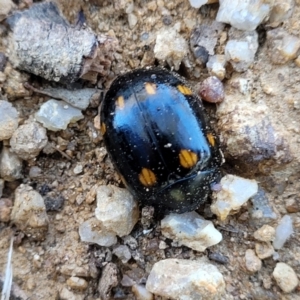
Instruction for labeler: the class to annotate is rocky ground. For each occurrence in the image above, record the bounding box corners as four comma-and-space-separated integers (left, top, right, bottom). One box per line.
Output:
0, 0, 300, 299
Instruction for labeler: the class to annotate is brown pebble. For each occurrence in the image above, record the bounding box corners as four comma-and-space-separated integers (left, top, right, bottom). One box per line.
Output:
199, 76, 224, 103
285, 197, 300, 213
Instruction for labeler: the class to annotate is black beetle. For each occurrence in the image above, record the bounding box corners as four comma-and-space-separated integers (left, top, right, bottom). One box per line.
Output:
100, 68, 223, 213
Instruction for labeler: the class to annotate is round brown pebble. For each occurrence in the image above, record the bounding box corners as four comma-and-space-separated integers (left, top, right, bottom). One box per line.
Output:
199, 76, 224, 103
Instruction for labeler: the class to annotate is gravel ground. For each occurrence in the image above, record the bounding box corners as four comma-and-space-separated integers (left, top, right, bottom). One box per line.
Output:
0, 0, 300, 299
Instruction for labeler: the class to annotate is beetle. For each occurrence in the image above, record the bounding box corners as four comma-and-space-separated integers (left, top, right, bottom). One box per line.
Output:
100, 68, 223, 213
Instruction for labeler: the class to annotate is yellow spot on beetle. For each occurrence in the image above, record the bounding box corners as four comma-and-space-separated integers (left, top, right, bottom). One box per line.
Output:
179, 149, 198, 168
100, 122, 106, 135
177, 85, 192, 95
139, 168, 157, 187
115, 96, 125, 109
145, 82, 156, 95
207, 133, 215, 147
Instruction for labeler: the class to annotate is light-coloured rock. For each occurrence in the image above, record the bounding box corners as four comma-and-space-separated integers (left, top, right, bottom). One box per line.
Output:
216, 0, 273, 31
10, 121, 48, 160
253, 225, 275, 242
0, 147, 23, 181
267, 28, 300, 65
206, 55, 226, 80
132, 284, 153, 300
35, 99, 84, 131
225, 29, 258, 72
273, 215, 293, 249
255, 242, 274, 259
29, 166, 42, 178
128, 13, 138, 28
10, 184, 49, 240
73, 164, 83, 175
0, 100, 18, 141
146, 259, 225, 300
244, 249, 262, 273
66, 276, 88, 291
273, 262, 299, 293
95, 185, 139, 237
211, 175, 258, 221
79, 217, 117, 247
161, 211, 222, 252
154, 26, 188, 70
113, 245, 131, 263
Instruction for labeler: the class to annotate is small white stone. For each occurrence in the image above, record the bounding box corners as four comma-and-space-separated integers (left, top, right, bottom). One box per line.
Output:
211, 175, 258, 221
35, 99, 84, 131
158, 240, 168, 250
273, 262, 299, 293
132, 284, 153, 300
10, 184, 49, 241
146, 259, 225, 299
29, 166, 42, 178
66, 276, 88, 291
273, 215, 293, 250
0, 147, 23, 181
73, 164, 83, 175
225, 37, 257, 72
0, 100, 18, 141
216, 0, 273, 31
79, 217, 117, 247
154, 27, 188, 70
206, 55, 226, 80
253, 225, 275, 242
95, 185, 139, 237
244, 249, 262, 273
161, 211, 222, 252
128, 13, 138, 29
